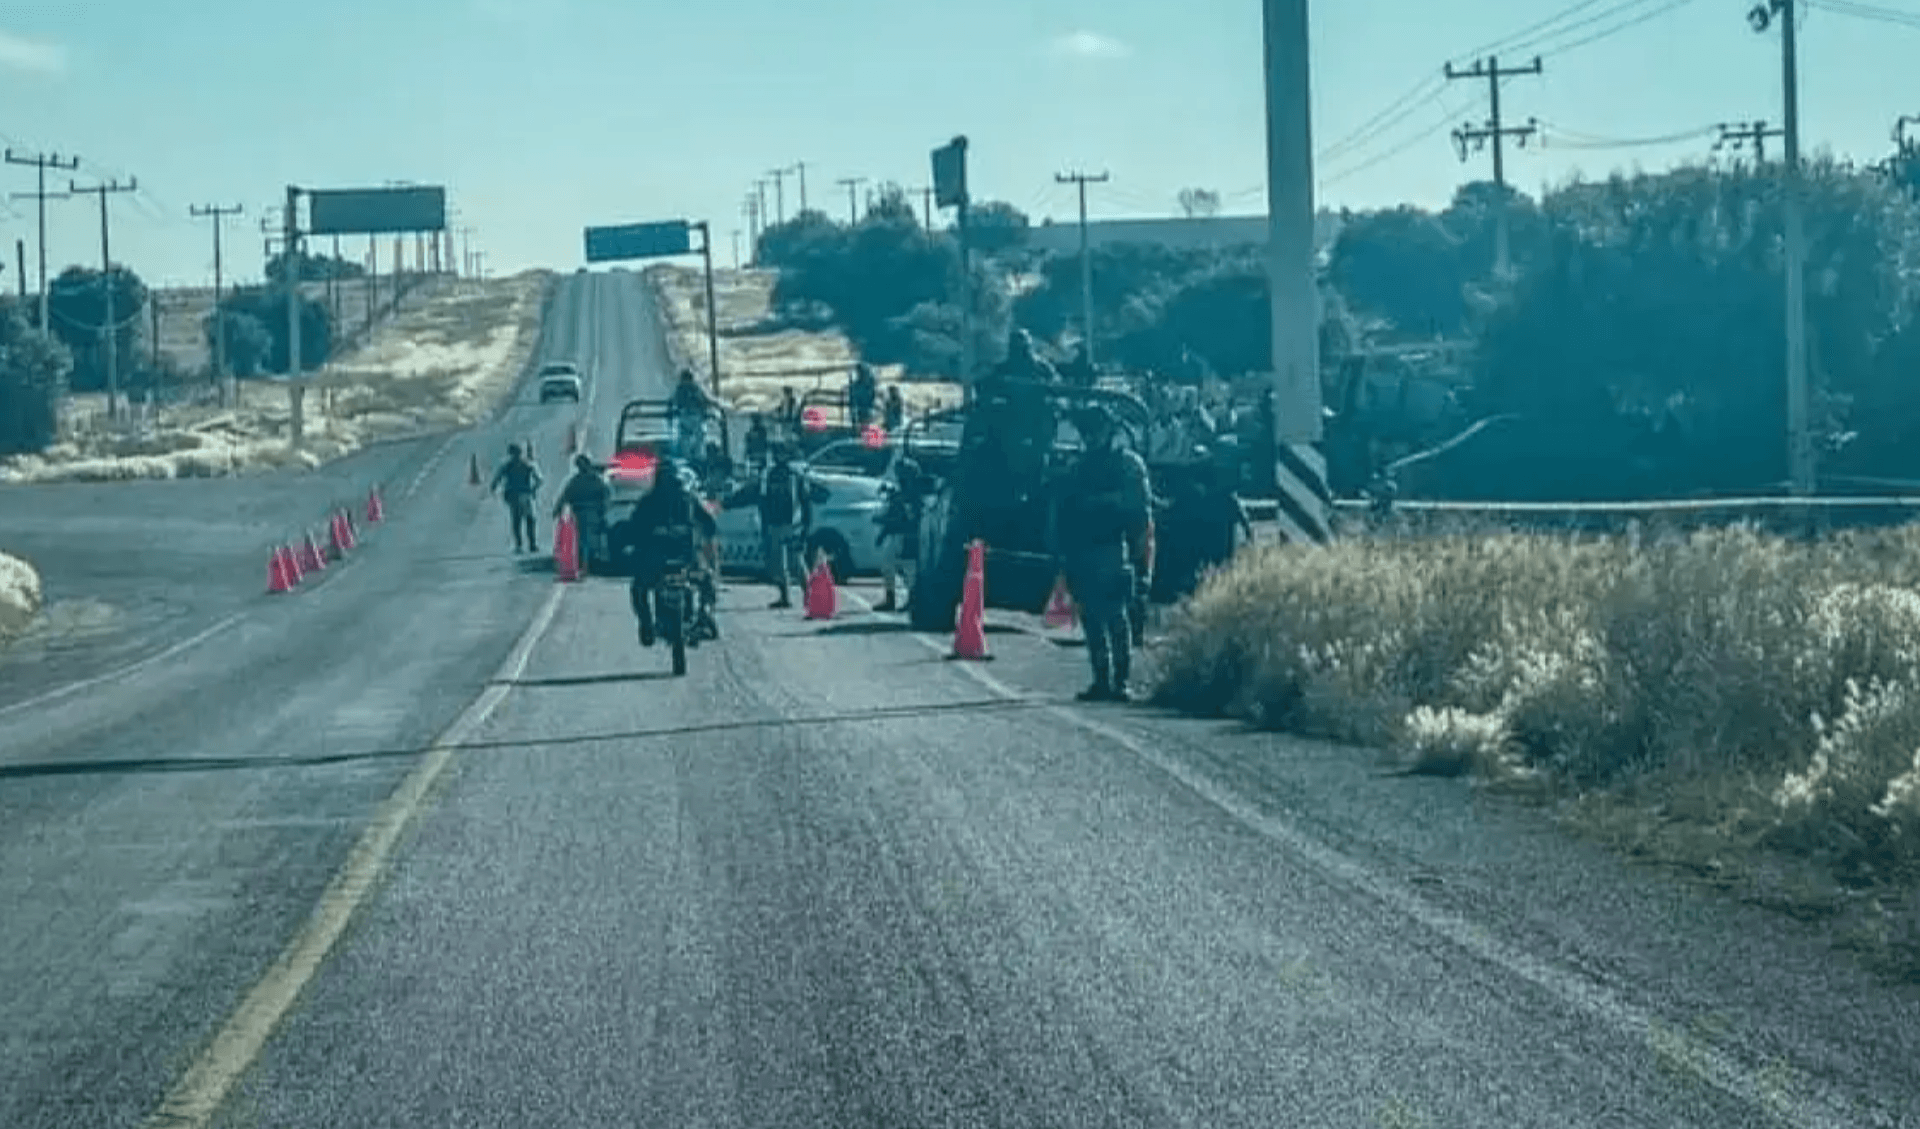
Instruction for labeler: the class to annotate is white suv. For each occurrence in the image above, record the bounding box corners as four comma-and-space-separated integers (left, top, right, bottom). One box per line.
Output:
536, 361, 583, 403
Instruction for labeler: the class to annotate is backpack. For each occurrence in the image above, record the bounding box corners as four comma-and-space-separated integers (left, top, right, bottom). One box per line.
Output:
760, 461, 802, 526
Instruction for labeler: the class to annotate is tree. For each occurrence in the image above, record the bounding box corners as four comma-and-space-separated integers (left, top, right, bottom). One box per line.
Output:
0, 297, 71, 455
1178, 188, 1222, 218
205, 308, 273, 377
1449, 159, 1920, 499
265, 249, 368, 285
964, 200, 1031, 257
44, 264, 148, 394
215, 285, 333, 375
1327, 207, 1470, 338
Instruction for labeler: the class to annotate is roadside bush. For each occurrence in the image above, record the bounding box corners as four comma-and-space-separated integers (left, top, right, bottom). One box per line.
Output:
1151, 524, 1920, 884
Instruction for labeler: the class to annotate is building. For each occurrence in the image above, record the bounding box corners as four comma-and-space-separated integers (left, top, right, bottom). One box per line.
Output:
1025, 212, 1342, 256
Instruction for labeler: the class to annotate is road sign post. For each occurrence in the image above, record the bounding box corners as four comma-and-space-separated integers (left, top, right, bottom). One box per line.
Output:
583, 218, 731, 457
930, 136, 972, 393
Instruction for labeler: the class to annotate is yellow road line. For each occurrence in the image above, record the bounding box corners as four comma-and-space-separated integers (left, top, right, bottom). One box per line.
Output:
144, 583, 567, 1129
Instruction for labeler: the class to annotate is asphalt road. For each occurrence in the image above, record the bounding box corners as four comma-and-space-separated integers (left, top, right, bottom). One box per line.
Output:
4, 270, 1919, 1128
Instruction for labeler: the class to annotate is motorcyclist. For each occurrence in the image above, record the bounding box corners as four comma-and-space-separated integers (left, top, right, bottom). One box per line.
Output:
1054, 405, 1152, 702
670, 369, 715, 464
608, 457, 720, 648
489, 442, 544, 554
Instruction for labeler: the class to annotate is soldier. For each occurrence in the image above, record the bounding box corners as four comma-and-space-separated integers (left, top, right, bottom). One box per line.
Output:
1055, 405, 1152, 702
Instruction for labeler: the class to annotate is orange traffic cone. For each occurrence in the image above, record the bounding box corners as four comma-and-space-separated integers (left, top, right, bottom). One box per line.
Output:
328, 513, 347, 559
1043, 572, 1077, 629
948, 539, 991, 661
299, 531, 326, 573
553, 507, 580, 582
366, 485, 385, 524
268, 548, 294, 593
803, 549, 837, 620
280, 543, 304, 584
338, 509, 358, 551
468, 452, 482, 486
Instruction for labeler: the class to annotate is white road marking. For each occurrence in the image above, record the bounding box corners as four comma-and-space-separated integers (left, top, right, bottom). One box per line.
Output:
141, 584, 568, 1129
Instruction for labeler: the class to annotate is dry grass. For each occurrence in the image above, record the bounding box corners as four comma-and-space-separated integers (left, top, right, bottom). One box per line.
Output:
0, 551, 40, 642
1151, 521, 1920, 977
644, 264, 963, 419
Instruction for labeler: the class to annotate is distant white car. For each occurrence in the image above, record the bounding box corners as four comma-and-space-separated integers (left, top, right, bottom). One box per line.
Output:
537, 361, 583, 403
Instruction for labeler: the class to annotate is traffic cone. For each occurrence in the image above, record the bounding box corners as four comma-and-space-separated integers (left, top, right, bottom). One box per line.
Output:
281, 543, 304, 584
803, 549, 836, 620
1043, 572, 1077, 629
553, 507, 580, 582
328, 513, 347, 558
340, 509, 358, 551
366, 485, 385, 524
299, 531, 326, 573
267, 548, 294, 593
468, 452, 482, 486
948, 539, 991, 661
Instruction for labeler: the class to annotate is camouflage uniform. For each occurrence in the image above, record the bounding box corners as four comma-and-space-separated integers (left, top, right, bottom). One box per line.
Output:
1057, 407, 1151, 701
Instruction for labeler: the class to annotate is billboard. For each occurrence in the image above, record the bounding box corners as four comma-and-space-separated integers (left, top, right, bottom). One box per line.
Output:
307, 187, 447, 235
931, 136, 968, 209
584, 221, 693, 263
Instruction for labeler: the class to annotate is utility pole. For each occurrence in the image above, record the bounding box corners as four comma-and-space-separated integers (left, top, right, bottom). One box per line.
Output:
5, 149, 80, 333
791, 161, 808, 213
766, 167, 788, 225
744, 194, 761, 263
753, 180, 769, 233
731, 229, 742, 268
1444, 54, 1542, 277
1713, 120, 1783, 164
917, 186, 934, 229
70, 176, 138, 422
190, 203, 243, 404
283, 185, 307, 446
1749, 0, 1812, 496
837, 176, 867, 224
1055, 170, 1110, 364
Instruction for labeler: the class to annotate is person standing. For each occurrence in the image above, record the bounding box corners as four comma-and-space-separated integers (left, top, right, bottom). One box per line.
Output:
757, 443, 814, 609
1055, 406, 1151, 701
489, 442, 544, 554
874, 455, 927, 612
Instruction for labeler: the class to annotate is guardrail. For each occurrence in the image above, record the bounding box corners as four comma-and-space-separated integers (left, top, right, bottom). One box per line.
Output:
1238, 494, 1920, 536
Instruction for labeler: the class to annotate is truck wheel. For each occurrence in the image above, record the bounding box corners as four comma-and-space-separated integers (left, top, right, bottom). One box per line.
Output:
907, 552, 962, 633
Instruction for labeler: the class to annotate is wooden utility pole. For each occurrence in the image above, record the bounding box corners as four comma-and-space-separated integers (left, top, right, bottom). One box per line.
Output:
1714, 120, 1783, 163
791, 161, 808, 213
1444, 54, 1542, 277
837, 176, 867, 224
765, 167, 788, 225
5, 148, 79, 332
1750, 0, 1812, 496
70, 176, 139, 422
190, 203, 243, 402
1055, 170, 1110, 364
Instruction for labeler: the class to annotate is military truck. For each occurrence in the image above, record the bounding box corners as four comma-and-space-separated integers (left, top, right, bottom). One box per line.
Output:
904, 373, 1278, 633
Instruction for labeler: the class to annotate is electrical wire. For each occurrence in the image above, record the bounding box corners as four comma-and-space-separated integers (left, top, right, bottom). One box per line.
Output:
1809, 0, 1920, 29
1534, 120, 1722, 149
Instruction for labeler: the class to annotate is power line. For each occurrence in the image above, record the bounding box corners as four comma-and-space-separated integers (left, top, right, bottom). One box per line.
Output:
190, 203, 244, 398
1808, 0, 1920, 30
835, 176, 867, 224
1445, 55, 1544, 275
1713, 119, 1786, 162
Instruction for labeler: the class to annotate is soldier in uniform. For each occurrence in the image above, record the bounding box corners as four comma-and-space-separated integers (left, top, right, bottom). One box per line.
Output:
1055, 405, 1152, 702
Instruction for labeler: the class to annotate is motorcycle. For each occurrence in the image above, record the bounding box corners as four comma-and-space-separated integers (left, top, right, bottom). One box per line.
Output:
654, 564, 700, 676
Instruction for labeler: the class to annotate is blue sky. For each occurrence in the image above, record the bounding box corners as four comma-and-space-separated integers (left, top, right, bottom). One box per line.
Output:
2, 0, 1917, 288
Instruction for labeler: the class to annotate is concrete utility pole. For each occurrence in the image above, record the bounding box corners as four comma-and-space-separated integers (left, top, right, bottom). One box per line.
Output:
766, 167, 788, 225
189, 203, 244, 404
1444, 54, 1542, 278
5, 149, 79, 333
731, 229, 742, 268
753, 180, 769, 233
1264, 0, 1323, 448
791, 161, 808, 213
1055, 170, 1110, 364
837, 176, 867, 224
1750, 0, 1813, 496
744, 194, 761, 262
1714, 119, 1784, 163
283, 185, 307, 446
70, 176, 138, 422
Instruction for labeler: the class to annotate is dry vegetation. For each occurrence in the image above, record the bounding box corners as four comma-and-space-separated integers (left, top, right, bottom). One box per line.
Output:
1151, 521, 1920, 978
644, 264, 961, 418
0, 551, 40, 643
2, 272, 551, 484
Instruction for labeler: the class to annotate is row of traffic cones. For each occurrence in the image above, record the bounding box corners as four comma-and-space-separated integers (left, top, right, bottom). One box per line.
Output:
791, 537, 997, 662
267, 486, 385, 594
